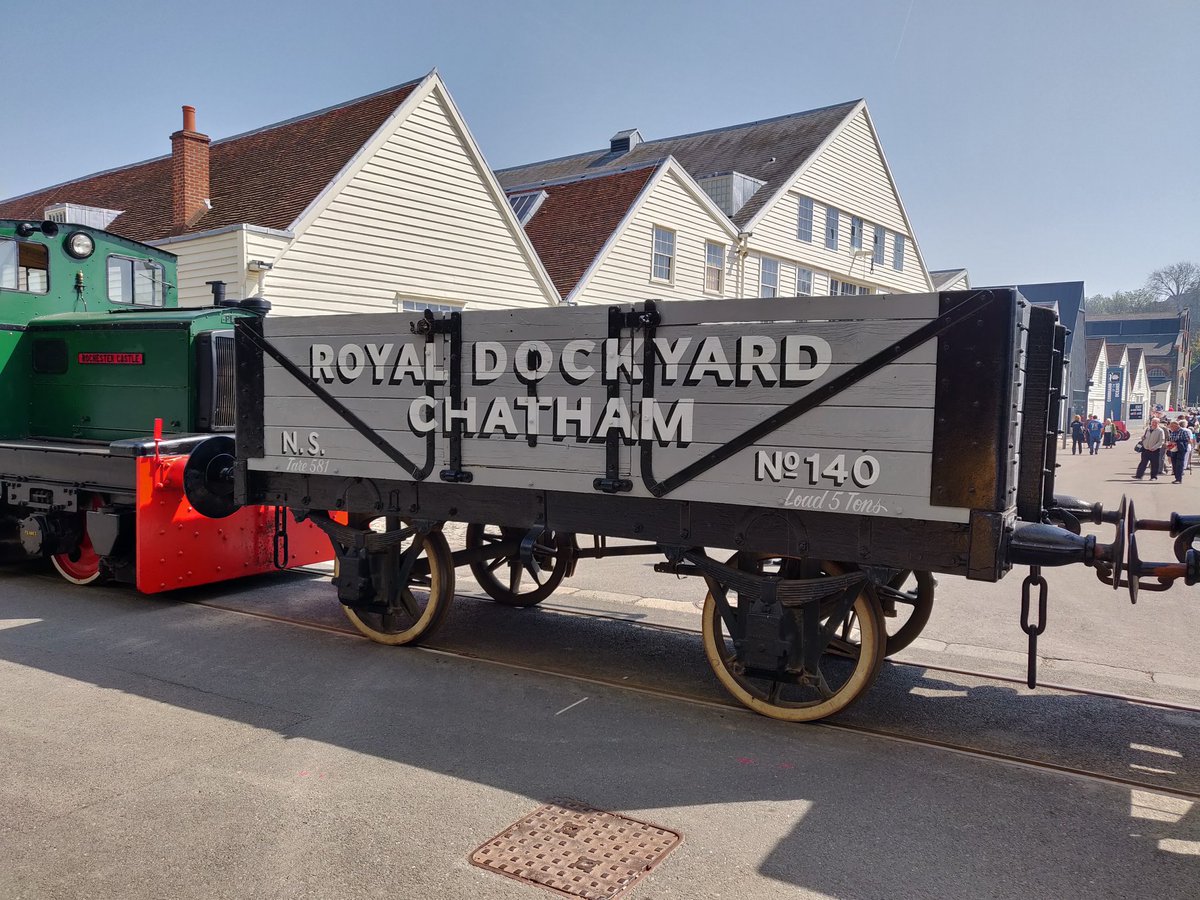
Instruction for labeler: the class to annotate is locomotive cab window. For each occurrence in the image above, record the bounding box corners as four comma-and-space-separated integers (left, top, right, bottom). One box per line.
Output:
107, 255, 165, 306
0, 237, 49, 294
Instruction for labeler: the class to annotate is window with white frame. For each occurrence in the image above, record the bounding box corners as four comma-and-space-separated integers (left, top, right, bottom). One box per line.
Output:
704, 241, 725, 293
825, 207, 839, 250
760, 257, 779, 298
873, 225, 885, 265
850, 216, 863, 250
651, 225, 675, 282
107, 255, 165, 306
892, 233, 905, 271
797, 196, 814, 242
399, 299, 464, 315
828, 278, 865, 297
796, 267, 813, 296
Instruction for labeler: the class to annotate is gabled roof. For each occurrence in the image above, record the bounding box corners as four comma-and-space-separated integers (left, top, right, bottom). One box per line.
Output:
1016, 282, 1086, 352
511, 164, 659, 299
1086, 337, 1106, 375
929, 268, 969, 290
1127, 347, 1144, 392
496, 100, 861, 227
0, 80, 422, 242
1106, 342, 1127, 365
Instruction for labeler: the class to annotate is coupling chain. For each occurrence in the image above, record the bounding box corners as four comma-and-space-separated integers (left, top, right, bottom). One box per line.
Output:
1019, 565, 1048, 689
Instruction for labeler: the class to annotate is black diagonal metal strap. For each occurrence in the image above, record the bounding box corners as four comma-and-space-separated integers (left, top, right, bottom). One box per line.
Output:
240, 323, 431, 480
642, 290, 1000, 497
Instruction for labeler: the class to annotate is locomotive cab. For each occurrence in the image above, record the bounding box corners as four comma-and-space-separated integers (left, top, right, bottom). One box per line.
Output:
0, 219, 329, 587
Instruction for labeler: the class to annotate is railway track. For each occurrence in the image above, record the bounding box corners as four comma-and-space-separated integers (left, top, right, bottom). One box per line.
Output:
179, 586, 1200, 804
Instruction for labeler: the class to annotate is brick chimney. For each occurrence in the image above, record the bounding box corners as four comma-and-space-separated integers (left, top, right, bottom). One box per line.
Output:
171, 105, 210, 230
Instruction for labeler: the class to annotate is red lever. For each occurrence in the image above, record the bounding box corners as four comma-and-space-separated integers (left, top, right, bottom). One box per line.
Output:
153, 417, 163, 461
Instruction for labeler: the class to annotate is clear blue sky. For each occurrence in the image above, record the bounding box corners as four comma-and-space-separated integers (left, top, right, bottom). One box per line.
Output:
3, 0, 1195, 296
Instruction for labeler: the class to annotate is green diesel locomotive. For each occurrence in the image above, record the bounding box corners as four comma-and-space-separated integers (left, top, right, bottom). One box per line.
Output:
0, 219, 328, 589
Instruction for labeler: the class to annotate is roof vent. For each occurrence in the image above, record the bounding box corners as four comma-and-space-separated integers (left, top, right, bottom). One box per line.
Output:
609, 129, 642, 155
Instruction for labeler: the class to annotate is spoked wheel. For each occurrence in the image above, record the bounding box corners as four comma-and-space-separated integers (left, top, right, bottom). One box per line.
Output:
800, 562, 935, 657
877, 569, 936, 656
465, 523, 573, 607
339, 516, 455, 646
50, 495, 107, 585
701, 554, 887, 722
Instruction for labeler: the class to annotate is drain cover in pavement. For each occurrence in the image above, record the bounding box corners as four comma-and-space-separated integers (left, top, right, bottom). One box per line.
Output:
470, 800, 682, 899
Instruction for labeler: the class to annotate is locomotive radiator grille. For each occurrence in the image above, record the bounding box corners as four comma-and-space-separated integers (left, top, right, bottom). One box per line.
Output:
196, 330, 237, 432
212, 334, 236, 429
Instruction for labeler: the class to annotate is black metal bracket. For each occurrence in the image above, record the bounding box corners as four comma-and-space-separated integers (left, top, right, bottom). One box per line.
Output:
640, 289, 1004, 498
435, 311, 473, 484
593, 303, 657, 494
238, 320, 435, 480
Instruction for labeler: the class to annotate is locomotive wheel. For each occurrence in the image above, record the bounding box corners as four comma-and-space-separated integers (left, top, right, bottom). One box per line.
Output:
50, 495, 107, 586
340, 517, 455, 646
465, 523, 572, 607
701, 554, 886, 723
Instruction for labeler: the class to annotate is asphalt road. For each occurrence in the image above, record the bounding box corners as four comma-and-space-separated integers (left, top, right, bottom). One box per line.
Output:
2, 439, 1198, 898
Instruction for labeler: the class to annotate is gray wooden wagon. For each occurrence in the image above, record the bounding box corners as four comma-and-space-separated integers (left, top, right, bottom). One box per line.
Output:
187, 289, 1200, 721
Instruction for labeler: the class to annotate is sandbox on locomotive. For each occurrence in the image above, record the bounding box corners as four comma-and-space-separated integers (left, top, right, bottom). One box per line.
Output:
0, 219, 328, 590
189, 288, 1200, 721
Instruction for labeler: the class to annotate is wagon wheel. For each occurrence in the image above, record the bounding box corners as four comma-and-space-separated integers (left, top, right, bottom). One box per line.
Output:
792, 562, 934, 657
339, 516, 455, 646
50, 494, 108, 586
871, 568, 936, 656
701, 554, 887, 723
465, 523, 573, 607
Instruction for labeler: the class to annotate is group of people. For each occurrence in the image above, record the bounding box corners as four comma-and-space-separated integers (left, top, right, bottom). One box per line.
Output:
1069, 414, 1120, 455
1133, 414, 1197, 483
1069, 410, 1199, 483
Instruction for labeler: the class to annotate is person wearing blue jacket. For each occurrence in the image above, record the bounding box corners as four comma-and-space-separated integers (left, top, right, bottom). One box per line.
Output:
1085, 415, 1103, 455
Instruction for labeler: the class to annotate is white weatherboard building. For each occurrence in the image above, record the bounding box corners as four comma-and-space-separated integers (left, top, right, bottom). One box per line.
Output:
499, 100, 932, 304
0, 72, 560, 315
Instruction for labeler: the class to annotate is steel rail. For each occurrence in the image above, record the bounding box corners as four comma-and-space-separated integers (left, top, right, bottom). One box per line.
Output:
176, 592, 1200, 804
262, 570, 1200, 716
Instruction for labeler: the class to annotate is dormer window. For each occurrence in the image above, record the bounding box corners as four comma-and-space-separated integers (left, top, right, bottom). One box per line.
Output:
508, 190, 548, 226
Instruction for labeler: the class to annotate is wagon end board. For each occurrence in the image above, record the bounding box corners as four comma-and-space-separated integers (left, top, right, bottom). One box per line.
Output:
240, 290, 1031, 528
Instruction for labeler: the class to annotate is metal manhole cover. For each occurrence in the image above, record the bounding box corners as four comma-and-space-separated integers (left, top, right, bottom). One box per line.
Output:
470, 800, 682, 899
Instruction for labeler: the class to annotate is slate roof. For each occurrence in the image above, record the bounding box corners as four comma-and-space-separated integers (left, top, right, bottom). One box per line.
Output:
509, 164, 659, 299
0, 80, 421, 243
1013, 282, 1085, 352
496, 100, 861, 228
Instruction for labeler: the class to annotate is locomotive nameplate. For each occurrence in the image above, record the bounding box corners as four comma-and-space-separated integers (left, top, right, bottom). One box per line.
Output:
245, 292, 1027, 524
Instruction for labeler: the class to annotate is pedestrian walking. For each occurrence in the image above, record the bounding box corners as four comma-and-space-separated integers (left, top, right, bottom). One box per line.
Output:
1103, 418, 1116, 448
1177, 417, 1194, 475
1085, 415, 1103, 455
1134, 417, 1167, 480
1167, 421, 1190, 483
1070, 415, 1086, 455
